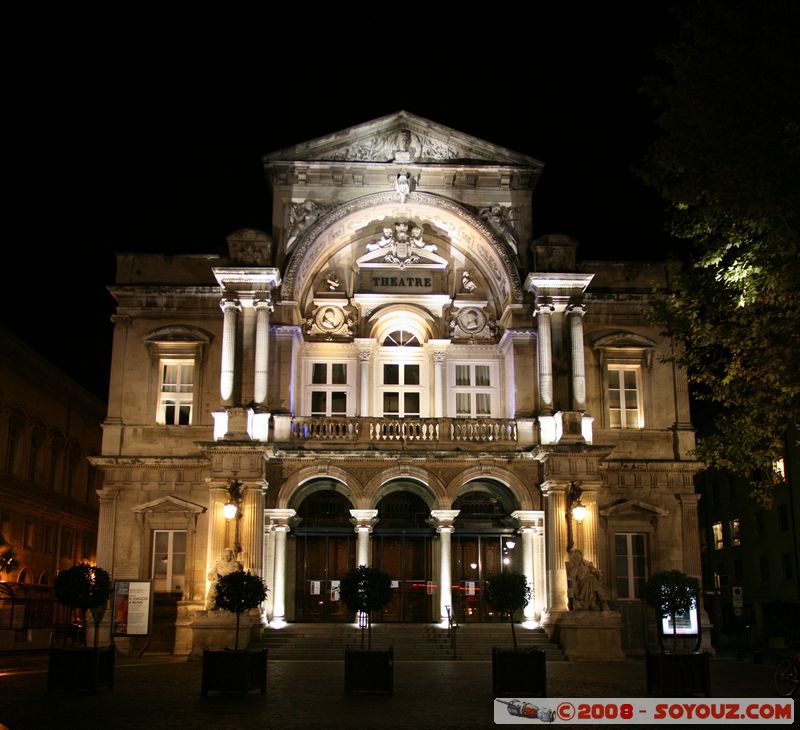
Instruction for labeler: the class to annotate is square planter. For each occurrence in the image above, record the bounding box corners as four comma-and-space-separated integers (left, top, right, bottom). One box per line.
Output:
47, 646, 115, 693
646, 652, 711, 696
492, 647, 547, 697
344, 647, 393, 694
201, 647, 267, 696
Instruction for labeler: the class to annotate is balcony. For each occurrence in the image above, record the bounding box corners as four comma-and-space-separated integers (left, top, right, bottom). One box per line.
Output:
280, 416, 534, 452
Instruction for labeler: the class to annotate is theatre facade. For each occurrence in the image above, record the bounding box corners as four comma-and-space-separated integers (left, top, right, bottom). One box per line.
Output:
94, 112, 702, 654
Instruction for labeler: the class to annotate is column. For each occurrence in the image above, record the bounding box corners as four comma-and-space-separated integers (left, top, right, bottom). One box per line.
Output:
205, 482, 230, 603
220, 297, 241, 404
350, 509, 379, 567
512, 510, 543, 623
431, 510, 459, 623
354, 338, 374, 417
534, 522, 547, 621
264, 509, 296, 624
95, 487, 121, 570
240, 482, 267, 573
567, 303, 587, 411
677, 494, 703, 580
253, 295, 272, 405
535, 303, 554, 413
428, 339, 449, 418
541, 483, 568, 611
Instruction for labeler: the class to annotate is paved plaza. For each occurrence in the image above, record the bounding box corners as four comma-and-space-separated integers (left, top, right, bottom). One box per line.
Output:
0, 651, 781, 729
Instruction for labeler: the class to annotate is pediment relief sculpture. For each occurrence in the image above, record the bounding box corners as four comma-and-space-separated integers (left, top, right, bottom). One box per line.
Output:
357, 221, 447, 270
324, 127, 460, 163
286, 200, 331, 251
478, 205, 519, 255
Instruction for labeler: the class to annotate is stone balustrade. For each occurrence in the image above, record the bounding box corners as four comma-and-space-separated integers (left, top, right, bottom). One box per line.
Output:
287, 416, 521, 450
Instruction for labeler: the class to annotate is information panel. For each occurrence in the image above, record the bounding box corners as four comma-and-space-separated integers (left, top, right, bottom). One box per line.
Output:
112, 580, 153, 637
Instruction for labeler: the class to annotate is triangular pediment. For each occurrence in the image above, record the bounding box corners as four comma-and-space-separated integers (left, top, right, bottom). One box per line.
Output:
133, 495, 207, 514
263, 110, 543, 168
599, 499, 669, 518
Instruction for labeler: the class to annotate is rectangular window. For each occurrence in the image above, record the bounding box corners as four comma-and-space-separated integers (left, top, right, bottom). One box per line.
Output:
152, 530, 186, 594
158, 360, 194, 425
380, 362, 422, 417
44, 525, 56, 554
759, 555, 770, 584
307, 362, 352, 417
730, 518, 741, 547
450, 363, 495, 418
23, 520, 35, 550
614, 533, 647, 599
777, 504, 789, 531
712, 521, 724, 550
734, 558, 743, 583
781, 553, 793, 580
607, 366, 642, 429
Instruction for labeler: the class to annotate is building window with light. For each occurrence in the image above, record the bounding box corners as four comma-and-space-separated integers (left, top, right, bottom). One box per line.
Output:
448, 362, 498, 418
158, 360, 194, 425
614, 533, 647, 599
730, 518, 741, 547
712, 521, 724, 550
607, 366, 642, 429
308, 362, 351, 417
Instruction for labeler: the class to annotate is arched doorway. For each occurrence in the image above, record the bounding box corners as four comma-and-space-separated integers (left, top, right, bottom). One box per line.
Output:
373, 487, 433, 622
452, 480, 521, 622
293, 487, 355, 622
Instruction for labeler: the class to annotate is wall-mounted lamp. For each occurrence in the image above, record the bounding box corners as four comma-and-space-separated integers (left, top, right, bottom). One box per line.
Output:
224, 479, 243, 553
505, 539, 516, 550
565, 481, 585, 553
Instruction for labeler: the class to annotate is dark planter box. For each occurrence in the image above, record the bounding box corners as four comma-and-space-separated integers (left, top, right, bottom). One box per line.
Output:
47, 646, 115, 693
344, 647, 393, 694
492, 647, 547, 697
201, 648, 267, 696
646, 652, 711, 696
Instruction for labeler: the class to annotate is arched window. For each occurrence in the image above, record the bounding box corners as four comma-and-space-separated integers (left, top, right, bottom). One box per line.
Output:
382, 330, 420, 347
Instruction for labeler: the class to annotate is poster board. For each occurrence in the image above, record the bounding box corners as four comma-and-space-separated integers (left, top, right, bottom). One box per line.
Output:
112, 580, 153, 637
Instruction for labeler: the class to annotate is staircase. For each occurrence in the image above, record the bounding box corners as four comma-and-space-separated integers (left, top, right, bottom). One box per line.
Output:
256, 623, 565, 661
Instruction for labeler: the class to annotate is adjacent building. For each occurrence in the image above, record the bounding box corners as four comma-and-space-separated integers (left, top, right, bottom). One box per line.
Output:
93, 112, 703, 655
0, 326, 104, 648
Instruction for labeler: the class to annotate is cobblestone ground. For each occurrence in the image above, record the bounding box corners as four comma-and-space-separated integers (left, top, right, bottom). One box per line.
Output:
0, 653, 779, 730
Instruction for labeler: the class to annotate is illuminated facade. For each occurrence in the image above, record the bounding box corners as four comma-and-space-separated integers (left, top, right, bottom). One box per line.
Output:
94, 112, 702, 654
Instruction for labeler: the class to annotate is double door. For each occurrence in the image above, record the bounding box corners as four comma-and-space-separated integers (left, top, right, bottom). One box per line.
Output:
373, 534, 432, 622
451, 535, 506, 622
294, 533, 354, 622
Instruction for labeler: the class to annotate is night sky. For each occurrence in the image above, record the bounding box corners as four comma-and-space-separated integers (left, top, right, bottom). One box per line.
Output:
3, 4, 678, 401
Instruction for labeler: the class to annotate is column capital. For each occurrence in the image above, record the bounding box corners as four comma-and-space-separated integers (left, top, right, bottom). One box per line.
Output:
534, 302, 555, 317
430, 509, 459, 532
566, 302, 586, 317
265, 508, 296, 530
220, 297, 242, 312
349, 509, 379, 533
253, 294, 274, 311
511, 510, 545, 530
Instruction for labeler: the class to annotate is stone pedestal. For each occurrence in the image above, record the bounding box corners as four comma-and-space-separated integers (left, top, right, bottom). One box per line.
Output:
189, 610, 262, 655
558, 610, 626, 661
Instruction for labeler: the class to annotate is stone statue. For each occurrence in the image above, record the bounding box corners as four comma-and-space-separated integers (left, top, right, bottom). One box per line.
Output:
205, 547, 243, 609
461, 271, 478, 293
286, 200, 322, 250
395, 173, 410, 203
325, 271, 340, 291
566, 548, 609, 610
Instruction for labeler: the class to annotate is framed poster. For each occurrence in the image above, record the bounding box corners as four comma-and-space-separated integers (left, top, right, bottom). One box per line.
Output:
659, 604, 699, 637
112, 580, 153, 637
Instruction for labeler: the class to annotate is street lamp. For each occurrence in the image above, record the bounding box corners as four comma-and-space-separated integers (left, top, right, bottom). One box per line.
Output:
224, 479, 243, 553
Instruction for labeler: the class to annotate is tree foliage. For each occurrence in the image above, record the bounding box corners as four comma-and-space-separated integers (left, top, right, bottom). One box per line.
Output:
640, 1, 800, 504
0, 533, 18, 575
643, 570, 698, 651
213, 570, 267, 650
54, 564, 111, 611
339, 565, 393, 649
485, 572, 531, 650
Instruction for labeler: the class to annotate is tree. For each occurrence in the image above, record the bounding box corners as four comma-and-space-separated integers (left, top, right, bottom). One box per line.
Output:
54, 564, 111, 647
640, 1, 800, 504
214, 570, 268, 650
339, 565, 393, 650
485, 572, 531, 650
643, 570, 698, 653
0, 533, 18, 576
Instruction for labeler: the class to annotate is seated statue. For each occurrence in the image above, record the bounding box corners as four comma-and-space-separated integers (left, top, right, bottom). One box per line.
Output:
205, 547, 242, 609
566, 548, 609, 610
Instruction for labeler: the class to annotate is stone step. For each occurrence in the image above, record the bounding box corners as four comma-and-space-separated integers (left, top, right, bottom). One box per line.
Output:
254, 623, 565, 661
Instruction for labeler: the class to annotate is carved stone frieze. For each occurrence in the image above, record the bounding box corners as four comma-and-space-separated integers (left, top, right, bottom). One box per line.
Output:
323, 127, 460, 163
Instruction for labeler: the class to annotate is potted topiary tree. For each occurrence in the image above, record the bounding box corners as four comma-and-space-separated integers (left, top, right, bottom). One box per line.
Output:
340, 565, 394, 694
643, 570, 710, 696
48, 563, 113, 692
486, 571, 546, 697
201, 570, 268, 696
